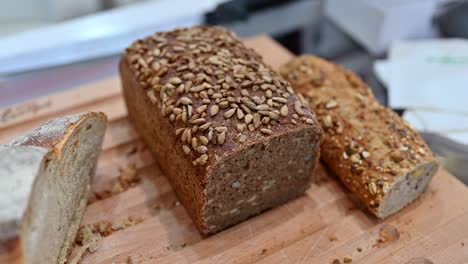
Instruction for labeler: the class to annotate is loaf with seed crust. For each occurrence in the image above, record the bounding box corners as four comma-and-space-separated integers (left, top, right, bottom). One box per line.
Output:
120, 26, 321, 235
0, 113, 107, 263
280, 55, 439, 218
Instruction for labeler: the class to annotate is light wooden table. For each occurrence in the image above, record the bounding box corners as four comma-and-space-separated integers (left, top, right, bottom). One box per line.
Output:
1, 36, 467, 264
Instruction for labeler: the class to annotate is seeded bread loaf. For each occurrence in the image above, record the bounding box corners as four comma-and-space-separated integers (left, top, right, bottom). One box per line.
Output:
0, 113, 107, 263
280, 55, 439, 218
120, 26, 321, 235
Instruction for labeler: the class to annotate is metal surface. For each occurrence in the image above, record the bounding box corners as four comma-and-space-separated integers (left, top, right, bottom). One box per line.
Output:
422, 131, 468, 184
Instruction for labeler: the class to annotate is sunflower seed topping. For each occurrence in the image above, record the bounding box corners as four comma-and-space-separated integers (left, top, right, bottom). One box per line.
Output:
127, 26, 318, 166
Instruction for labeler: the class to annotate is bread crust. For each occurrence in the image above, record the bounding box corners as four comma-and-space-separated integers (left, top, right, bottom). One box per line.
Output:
280, 55, 439, 218
121, 26, 321, 234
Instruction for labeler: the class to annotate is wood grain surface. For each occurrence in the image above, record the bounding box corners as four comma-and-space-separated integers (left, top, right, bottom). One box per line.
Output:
1, 36, 467, 264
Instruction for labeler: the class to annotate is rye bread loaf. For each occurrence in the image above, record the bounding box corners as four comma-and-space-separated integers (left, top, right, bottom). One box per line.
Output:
120, 26, 322, 235
280, 55, 439, 218
0, 112, 107, 263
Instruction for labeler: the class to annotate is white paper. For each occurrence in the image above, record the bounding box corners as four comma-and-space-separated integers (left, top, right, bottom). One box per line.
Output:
374, 39, 468, 145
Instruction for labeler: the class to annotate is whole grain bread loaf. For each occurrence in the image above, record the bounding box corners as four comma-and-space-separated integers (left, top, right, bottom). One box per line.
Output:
120, 26, 322, 235
0, 113, 107, 263
280, 55, 439, 218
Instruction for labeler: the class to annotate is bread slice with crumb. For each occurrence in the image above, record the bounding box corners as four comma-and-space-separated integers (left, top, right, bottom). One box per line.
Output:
0, 112, 107, 264
280, 55, 439, 218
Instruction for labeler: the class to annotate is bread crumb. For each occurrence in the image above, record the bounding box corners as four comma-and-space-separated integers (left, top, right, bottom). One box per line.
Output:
356, 247, 362, 252
123, 216, 144, 227
166, 242, 188, 251
69, 225, 103, 264
328, 235, 338, 242
88, 163, 140, 204
373, 224, 400, 248
332, 259, 341, 264
261, 248, 267, 255
118, 163, 140, 189
127, 256, 138, 264
343, 256, 352, 263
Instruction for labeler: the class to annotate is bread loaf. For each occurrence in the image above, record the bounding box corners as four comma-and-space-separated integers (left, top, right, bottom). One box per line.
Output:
120, 26, 321, 235
280, 55, 439, 218
0, 112, 107, 263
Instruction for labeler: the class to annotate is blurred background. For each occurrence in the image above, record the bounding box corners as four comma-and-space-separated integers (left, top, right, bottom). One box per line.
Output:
0, 0, 467, 183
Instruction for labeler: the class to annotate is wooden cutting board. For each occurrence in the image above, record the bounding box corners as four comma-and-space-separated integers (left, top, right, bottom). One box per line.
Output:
1, 36, 467, 264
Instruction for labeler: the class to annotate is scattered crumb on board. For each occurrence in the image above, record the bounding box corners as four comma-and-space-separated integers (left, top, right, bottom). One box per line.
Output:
70, 216, 144, 263
328, 235, 338, 242
373, 224, 400, 248
89, 163, 141, 204
165, 242, 188, 251
127, 256, 138, 264
332, 257, 353, 264
68, 225, 102, 264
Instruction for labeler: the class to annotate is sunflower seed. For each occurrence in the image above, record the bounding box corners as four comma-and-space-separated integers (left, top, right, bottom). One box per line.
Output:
215, 126, 228, 133
294, 100, 305, 116
196, 145, 208, 154
190, 85, 205, 92
244, 114, 253, 124
368, 182, 377, 195
169, 77, 182, 85
273, 97, 288, 104
224, 108, 236, 119
194, 154, 208, 165
280, 105, 288, 117
189, 135, 197, 147
256, 104, 270, 111
219, 101, 229, 109
147, 90, 157, 104
361, 151, 370, 159
217, 131, 226, 144
268, 111, 279, 120
210, 105, 219, 116
325, 100, 338, 109
260, 128, 273, 135
305, 118, 315, 125
253, 113, 261, 128
179, 97, 192, 105
182, 145, 191, 155
191, 118, 206, 125
196, 105, 207, 114
199, 136, 209, 145
175, 127, 185, 135
199, 122, 211, 131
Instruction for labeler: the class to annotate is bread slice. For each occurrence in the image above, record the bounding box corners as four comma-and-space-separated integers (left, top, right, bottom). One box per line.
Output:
0, 112, 107, 263
280, 55, 439, 218
120, 26, 322, 235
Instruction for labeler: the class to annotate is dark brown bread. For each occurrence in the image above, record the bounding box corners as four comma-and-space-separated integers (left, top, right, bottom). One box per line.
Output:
120, 26, 321, 235
280, 55, 439, 218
